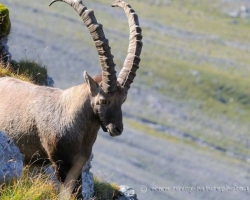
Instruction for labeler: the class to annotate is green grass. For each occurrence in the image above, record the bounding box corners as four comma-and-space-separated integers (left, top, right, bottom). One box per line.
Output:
0, 166, 120, 200
0, 61, 33, 82
124, 117, 250, 166
152, 57, 250, 121
0, 167, 59, 200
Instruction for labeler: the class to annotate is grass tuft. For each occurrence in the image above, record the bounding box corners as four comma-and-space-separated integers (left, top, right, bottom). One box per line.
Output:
0, 165, 120, 200
93, 177, 120, 200
0, 60, 48, 85
0, 166, 58, 200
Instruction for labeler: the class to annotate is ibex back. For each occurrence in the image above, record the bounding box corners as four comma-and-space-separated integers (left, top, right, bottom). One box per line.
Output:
0, 0, 142, 199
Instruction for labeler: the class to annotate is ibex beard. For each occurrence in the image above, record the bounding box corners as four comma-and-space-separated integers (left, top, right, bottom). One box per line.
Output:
0, 0, 142, 199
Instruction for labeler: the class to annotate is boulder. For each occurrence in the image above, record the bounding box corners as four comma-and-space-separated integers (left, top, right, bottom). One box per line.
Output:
0, 130, 23, 184
115, 185, 138, 200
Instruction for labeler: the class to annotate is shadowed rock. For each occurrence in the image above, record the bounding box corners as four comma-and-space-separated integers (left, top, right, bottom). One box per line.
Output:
0, 130, 23, 184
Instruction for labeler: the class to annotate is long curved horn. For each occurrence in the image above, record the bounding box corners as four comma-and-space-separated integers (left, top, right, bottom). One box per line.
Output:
50, 0, 117, 93
112, 0, 143, 92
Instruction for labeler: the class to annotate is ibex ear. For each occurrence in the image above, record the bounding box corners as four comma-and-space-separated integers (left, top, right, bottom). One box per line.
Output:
83, 71, 99, 95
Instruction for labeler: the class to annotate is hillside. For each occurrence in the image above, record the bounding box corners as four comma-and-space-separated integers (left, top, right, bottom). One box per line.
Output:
2, 0, 250, 199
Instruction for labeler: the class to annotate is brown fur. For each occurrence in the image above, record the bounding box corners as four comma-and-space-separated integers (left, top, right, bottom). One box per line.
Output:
0, 74, 126, 197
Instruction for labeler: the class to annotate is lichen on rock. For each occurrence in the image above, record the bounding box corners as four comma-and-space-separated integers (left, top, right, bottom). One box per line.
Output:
0, 4, 11, 63
0, 4, 11, 38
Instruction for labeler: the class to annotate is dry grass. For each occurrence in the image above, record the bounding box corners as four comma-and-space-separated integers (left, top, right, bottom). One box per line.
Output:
0, 60, 48, 85
0, 61, 32, 82
0, 166, 59, 200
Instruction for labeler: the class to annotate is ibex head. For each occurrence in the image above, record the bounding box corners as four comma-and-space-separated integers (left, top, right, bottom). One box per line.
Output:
50, 0, 142, 137
83, 72, 125, 136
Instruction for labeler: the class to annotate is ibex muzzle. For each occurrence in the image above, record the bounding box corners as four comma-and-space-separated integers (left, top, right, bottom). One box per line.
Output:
0, 0, 142, 199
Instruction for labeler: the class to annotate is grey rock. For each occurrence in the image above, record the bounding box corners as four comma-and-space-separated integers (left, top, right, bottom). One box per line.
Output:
46, 75, 54, 87
0, 130, 23, 184
0, 36, 12, 63
82, 154, 94, 200
115, 185, 138, 200
228, 10, 240, 18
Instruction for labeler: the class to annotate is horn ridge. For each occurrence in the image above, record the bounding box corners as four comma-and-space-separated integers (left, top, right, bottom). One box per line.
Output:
112, 0, 143, 92
50, 0, 117, 93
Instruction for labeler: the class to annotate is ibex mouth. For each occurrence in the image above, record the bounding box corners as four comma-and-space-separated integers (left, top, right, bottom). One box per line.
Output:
100, 122, 108, 132
106, 124, 123, 137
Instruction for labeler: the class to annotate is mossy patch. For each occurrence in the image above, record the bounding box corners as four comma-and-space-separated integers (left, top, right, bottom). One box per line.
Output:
94, 177, 120, 200
0, 4, 11, 37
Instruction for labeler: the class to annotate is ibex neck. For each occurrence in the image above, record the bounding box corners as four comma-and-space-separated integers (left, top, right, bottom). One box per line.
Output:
61, 84, 96, 122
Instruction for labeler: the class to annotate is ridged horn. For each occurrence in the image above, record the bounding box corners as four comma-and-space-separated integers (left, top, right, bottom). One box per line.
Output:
112, 0, 143, 92
50, 0, 117, 93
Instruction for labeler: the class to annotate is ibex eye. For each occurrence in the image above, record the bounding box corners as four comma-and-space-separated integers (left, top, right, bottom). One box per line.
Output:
100, 99, 107, 104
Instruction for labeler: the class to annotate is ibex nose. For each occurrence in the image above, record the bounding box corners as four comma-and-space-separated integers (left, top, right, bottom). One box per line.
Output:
106, 124, 123, 137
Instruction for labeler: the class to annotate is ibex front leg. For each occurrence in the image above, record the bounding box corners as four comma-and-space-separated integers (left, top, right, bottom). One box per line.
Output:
59, 155, 87, 200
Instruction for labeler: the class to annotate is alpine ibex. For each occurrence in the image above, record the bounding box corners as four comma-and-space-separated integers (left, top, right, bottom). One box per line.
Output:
0, 0, 142, 198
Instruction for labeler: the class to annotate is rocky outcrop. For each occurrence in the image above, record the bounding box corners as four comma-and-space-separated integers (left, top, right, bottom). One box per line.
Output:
0, 130, 23, 184
46, 75, 54, 87
82, 154, 94, 200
